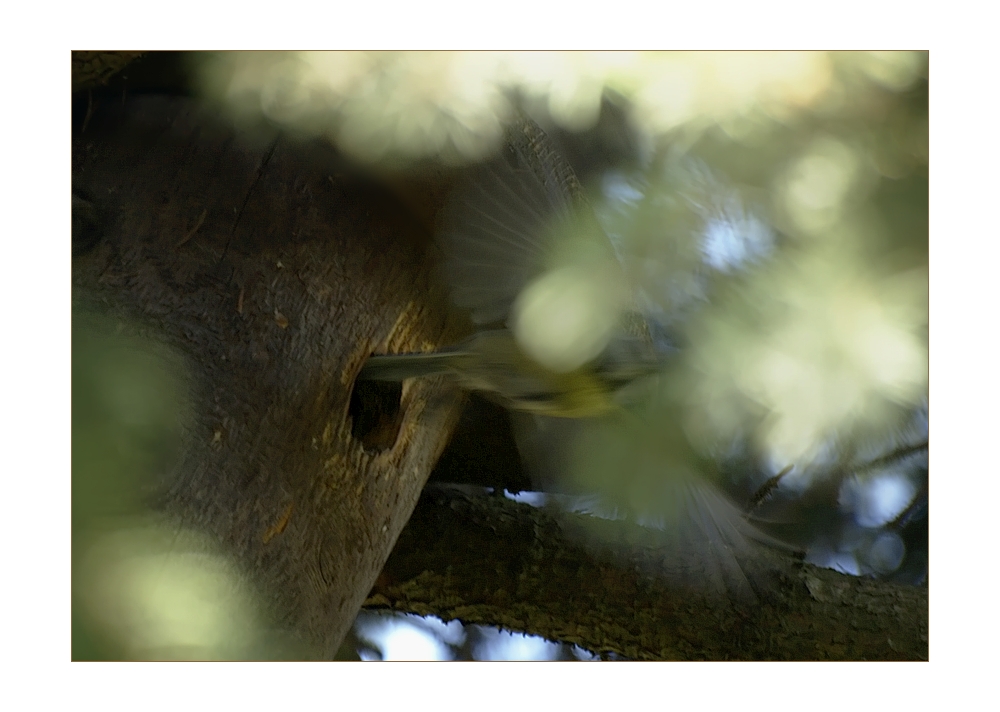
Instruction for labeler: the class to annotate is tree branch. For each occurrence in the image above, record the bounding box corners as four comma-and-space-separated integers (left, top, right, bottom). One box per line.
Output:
366, 485, 928, 660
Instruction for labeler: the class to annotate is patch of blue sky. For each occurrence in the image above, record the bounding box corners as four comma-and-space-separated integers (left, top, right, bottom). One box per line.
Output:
472, 627, 563, 661
505, 490, 548, 507
806, 547, 861, 576
601, 172, 645, 206
354, 612, 465, 661
505, 490, 628, 522
839, 468, 918, 528
699, 206, 774, 274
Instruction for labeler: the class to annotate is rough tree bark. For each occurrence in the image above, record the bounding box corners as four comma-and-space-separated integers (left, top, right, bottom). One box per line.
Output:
71, 64, 928, 660
366, 485, 928, 661
72, 94, 468, 657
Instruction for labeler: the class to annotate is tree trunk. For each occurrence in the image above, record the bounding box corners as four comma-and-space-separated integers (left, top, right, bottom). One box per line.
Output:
72, 94, 467, 657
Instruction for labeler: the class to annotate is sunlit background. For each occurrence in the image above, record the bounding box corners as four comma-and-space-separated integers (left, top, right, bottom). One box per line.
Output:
73, 50, 927, 660
196, 51, 925, 168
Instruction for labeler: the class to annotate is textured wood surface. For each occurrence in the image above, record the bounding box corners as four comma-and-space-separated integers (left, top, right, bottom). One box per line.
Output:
367, 485, 928, 661
72, 95, 466, 656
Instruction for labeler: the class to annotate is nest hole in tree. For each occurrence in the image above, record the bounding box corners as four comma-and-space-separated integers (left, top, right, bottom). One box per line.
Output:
348, 366, 404, 453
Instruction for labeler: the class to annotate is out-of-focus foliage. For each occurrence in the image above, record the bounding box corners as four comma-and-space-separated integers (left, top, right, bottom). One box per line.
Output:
194, 51, 925, 168
74, 519, 265, 660
675, 241, 926, 467
72, 310, 281, 660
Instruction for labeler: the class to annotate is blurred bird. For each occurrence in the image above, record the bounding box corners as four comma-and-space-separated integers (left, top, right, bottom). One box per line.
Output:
360, 116, 658, 416
358, 328, 661, 418
358, 114, 792, 602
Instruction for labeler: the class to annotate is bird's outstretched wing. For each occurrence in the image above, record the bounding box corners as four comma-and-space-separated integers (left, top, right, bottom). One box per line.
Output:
510, 410, 796, 604
438, 117, 613, 326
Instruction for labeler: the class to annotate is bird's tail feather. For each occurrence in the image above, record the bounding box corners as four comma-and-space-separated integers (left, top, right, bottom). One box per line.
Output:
357, 352, 458, 382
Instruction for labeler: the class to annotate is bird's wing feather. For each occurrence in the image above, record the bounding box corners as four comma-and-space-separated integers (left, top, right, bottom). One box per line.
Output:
510, 411, 794, 603
438, 118, 587, 325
